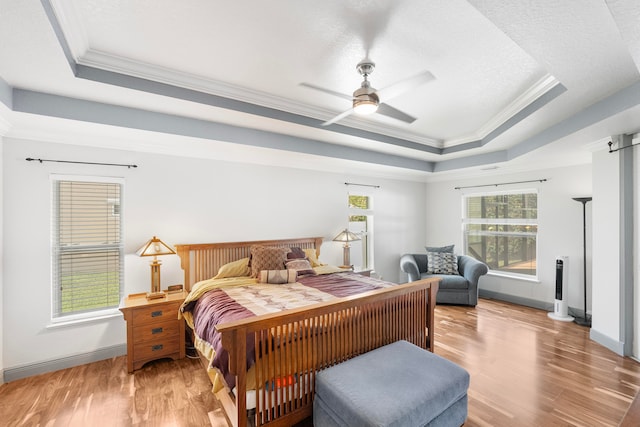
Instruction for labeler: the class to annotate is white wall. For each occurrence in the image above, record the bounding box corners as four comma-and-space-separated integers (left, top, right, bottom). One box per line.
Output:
635, 143, 640, 359
0, 136, 4, 383
421, 165, 593, 312
591, 148, 622, 351
2, 137, 426, 373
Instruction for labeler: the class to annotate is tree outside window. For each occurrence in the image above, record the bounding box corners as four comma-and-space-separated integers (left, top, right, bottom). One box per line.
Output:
463, 191, 538, 278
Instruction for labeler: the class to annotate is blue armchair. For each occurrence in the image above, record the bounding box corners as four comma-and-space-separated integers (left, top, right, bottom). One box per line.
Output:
400, 253, 488, 306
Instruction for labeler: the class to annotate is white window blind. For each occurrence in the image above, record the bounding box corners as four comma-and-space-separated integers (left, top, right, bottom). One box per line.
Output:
52, 178, 123, 318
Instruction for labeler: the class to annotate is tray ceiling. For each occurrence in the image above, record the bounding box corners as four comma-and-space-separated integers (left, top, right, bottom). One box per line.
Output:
1, 0, 640, 178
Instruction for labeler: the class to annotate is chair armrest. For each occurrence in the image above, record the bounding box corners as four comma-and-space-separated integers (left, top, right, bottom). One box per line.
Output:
458, 255, 488, 285
400, 254, 421, 282
457, 255, 488, 305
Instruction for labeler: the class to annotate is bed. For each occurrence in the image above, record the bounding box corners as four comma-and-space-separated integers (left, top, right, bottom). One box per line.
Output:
176, 237, 439, 427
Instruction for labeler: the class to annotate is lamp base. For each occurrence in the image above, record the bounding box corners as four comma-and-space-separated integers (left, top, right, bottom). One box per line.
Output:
146, 291, 166, 300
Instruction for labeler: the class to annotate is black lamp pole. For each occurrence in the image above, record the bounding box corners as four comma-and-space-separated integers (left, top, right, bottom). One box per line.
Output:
572, 197, 592, 327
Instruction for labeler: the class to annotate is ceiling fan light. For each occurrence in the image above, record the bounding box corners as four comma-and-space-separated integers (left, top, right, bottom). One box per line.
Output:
353, 98, 378, 115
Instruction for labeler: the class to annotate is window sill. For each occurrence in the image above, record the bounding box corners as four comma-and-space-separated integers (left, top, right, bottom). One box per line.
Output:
486, 271, 540, 284
46, 309, 122, 329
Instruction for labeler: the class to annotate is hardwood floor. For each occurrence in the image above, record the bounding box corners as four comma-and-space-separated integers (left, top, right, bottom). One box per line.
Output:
1, 298, 639, 426
0, 354, 221, 427
437, 299, 640, 426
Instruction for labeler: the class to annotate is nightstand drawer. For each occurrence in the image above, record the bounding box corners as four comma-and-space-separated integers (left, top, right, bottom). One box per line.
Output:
131, 302, 181, 325
133, 318, 180, 343
120, 291, 187, 373
133, 336, 180, 361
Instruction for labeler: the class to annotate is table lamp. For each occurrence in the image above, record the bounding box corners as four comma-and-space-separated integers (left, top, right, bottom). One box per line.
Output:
136, 236, 176, 298
333, 229, 361, 268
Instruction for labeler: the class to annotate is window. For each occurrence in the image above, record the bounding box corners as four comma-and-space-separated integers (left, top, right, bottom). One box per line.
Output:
348, 193, 373, 269
463, 191, 538, 278
51, 177, 124, 319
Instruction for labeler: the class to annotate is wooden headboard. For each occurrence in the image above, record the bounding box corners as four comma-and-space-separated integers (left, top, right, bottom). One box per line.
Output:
175, 236, 323, 291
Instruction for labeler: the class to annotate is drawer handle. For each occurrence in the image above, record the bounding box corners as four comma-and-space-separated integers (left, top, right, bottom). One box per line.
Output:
151, 327, 163, 334
151, 310, 163, 318
152, 344, 164, 352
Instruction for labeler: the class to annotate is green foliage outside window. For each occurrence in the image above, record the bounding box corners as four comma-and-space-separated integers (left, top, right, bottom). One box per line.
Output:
349, 195, 369, 210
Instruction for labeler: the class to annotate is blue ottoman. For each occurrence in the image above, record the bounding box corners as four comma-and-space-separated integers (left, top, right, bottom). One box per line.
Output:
313, 340, 469, 427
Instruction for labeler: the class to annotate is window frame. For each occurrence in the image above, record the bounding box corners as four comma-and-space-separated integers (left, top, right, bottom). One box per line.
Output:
348, 192, 374, 270
50, 175, 125, 323
462, 189, 539, 281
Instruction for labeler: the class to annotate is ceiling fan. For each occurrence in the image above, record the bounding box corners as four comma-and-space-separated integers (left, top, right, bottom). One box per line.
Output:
301, 60, 435, 126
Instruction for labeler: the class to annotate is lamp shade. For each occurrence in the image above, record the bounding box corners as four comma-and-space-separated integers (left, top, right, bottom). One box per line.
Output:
333, 229, 361, 243
136, 236, 176, 257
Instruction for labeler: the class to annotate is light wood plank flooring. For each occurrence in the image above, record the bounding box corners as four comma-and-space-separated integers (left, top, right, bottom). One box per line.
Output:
1, 298, 639, 426
437, 299, 640, 426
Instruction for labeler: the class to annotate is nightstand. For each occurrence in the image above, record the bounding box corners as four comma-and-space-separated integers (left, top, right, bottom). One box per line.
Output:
119, 291, 187, 373
353, 268, 372, 277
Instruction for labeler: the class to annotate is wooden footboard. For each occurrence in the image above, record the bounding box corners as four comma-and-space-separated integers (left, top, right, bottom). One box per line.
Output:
175, 237, 439, 427
217, 278, 439, 427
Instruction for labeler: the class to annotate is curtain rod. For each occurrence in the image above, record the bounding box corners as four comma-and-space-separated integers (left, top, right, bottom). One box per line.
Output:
608, 140, 639, 153
345, 182, 380, 188
454, 179, 547, 190
26, 157, 138, 168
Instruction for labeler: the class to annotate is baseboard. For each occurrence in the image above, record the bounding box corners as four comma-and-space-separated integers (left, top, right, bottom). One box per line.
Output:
590, 328, 625, 356
479, 289, 553, 311
478, 289, 592, 319
3, 344, 127, 383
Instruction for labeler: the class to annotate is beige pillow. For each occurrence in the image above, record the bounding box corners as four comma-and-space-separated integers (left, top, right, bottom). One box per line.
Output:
285, 258, 316, 277
303, 248, 324, 267
259, 269, 297, 284
214, 257, 250, 279
250, 246, 291, 278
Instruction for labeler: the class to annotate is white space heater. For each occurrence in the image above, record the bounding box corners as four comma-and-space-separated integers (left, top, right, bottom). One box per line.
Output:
548, 256, 574, 321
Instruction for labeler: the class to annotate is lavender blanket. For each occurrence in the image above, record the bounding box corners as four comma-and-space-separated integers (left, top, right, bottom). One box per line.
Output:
183, 272, 394, 389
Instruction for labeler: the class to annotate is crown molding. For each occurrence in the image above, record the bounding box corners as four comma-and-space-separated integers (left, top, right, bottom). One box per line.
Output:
77, 49, 442, 148
47, 0, 89, 61
444, 74, 560, 147
0, 112, 11, 136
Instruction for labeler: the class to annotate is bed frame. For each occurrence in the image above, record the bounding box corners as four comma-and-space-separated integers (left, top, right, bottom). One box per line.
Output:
176, 237, 439, 427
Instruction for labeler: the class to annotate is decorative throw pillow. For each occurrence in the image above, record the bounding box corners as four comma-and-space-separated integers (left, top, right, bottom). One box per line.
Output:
425, 244, 455, 253
287, 247, 307, 260
214, 257, 251, 279
426, 251, 459, 275
249, 246, 291, 278
285, 258, 316, 277
303, 248, 324, 267
259, 269, 297, 284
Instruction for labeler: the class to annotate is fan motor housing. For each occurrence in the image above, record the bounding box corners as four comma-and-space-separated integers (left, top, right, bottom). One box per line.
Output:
356, 62, 375, 77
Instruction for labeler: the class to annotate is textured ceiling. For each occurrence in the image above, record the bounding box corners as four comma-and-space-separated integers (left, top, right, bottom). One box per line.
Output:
1, 0, 640, 179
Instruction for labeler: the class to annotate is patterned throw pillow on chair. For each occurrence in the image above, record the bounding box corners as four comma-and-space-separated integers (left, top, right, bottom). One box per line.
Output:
426, 251, 459, 275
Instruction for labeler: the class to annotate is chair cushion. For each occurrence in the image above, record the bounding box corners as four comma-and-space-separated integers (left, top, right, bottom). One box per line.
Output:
421, 273, 470, 290
314, 340, 469, 427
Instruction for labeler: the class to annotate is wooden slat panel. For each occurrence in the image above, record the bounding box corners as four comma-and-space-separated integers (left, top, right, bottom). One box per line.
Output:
219, 279, 438, 427
176, 237, 323, 291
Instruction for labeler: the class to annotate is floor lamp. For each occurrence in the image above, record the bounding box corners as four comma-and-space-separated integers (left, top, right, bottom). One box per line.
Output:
572, 197, 592, 327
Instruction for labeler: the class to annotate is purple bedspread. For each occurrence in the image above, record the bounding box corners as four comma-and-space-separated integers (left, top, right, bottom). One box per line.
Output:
183, 272, 394, 389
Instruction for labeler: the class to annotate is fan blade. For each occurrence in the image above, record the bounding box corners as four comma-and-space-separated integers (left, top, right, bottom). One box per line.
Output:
375, 70, 435, 102
322, 108, 354, 126
377, 103, 417, 124
299, 83, 352, 101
